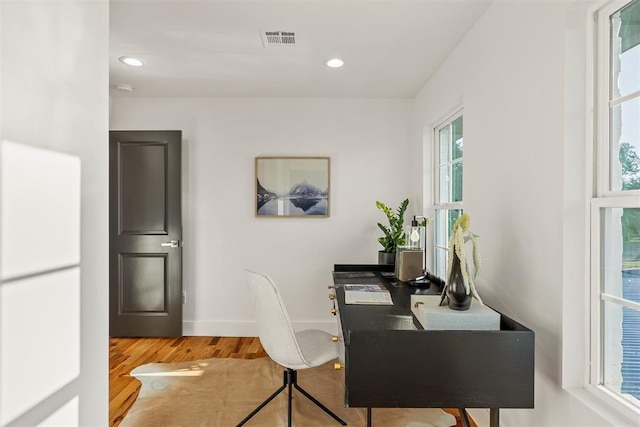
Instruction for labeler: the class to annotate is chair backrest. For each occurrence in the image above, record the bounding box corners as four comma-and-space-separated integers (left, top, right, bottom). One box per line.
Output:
245, 269, 309, 369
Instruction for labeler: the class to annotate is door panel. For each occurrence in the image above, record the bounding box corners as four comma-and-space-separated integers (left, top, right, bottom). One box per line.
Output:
120, 254, 167, 313
109, 130, 182, 337
120, 143, 167, 233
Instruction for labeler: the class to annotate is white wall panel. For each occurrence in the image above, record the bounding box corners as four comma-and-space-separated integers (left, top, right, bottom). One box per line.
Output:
0, 1, 108, 424
0, 141, 81, 280
0, 268, 80, 425
39, 396, 79, 427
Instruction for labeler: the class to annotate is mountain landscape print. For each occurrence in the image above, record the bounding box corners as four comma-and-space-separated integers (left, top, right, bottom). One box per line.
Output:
255, 157, 330, 217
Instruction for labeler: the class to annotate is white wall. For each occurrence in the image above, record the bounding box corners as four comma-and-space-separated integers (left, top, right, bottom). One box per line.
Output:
413, 0, 627, 426
110, 97, 417, 335
0, 1, 108, 425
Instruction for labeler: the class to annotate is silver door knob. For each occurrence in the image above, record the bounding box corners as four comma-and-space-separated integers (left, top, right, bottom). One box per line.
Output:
161, 240, 182, 248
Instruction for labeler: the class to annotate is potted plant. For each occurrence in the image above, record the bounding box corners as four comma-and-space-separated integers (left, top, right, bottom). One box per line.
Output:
375, 199, 409, 264
442, 213, 483, 310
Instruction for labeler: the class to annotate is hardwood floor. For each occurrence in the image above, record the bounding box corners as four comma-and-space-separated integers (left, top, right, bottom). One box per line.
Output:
109, 336, 475, 427
109, 336, 267, 426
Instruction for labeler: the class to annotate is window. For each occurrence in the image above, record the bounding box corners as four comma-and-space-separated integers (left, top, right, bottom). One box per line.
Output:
433, 111, 463, 279
591, 0, 640, 414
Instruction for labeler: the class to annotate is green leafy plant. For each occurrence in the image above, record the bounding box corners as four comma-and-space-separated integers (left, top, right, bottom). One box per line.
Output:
376, 199, 409, 253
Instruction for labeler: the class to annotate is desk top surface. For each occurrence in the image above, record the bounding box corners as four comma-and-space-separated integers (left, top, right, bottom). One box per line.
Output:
332, 265, 442, 331
332, 264, 532, 334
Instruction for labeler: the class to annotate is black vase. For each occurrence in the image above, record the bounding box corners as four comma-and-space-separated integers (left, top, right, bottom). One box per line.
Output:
446, 251, 472, 311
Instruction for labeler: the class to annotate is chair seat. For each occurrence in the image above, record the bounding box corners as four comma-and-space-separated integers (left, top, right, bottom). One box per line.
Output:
295, 329, 339, 368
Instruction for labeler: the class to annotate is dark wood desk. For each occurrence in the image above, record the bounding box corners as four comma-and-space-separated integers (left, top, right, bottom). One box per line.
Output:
332, 264, 534, 427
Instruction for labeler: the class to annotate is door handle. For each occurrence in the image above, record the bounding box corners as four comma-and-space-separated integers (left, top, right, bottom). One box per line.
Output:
161, 240, 182, 248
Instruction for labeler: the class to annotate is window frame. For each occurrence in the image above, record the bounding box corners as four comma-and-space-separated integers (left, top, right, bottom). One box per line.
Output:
589, 0, 640, 417
432, 109, 463, 279
595, 0, 640, 199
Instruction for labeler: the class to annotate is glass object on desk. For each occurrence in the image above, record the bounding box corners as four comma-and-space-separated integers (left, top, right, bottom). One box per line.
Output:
407, 224, 423, 249
406, 217, 426, 250
409, 225, 421, 247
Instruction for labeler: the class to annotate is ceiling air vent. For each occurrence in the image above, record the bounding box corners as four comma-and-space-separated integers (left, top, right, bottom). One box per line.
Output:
261, 31, 296, 47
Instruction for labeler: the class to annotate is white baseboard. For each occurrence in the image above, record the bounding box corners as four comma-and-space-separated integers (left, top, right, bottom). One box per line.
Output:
182, 320, 339, 337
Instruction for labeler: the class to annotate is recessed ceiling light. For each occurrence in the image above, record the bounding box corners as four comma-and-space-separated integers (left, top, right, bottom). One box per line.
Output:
326, 58, 344, 68
119, 56, 146, 67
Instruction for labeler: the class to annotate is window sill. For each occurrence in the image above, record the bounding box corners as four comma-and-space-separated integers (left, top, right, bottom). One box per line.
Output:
565, 386, 640, 427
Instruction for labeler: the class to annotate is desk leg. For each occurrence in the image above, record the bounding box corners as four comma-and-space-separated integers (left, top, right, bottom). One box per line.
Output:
366, 408, 372, 427
458, 408, 471, 427
490, 408, 499, 427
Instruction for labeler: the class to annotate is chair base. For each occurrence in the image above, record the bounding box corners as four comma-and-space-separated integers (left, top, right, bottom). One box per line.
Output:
236, 368, 347, 427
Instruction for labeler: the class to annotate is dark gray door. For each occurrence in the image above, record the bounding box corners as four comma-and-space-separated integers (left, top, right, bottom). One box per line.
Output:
109, 130, 182, 337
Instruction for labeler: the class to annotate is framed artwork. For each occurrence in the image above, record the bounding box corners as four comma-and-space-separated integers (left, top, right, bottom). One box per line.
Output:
255, 156, 330, 217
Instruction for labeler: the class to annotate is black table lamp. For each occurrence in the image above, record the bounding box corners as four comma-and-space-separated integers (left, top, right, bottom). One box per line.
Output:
408, 215, 444, 287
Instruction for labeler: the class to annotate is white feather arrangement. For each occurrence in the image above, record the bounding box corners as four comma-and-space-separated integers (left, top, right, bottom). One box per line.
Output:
445, 213, 483, 304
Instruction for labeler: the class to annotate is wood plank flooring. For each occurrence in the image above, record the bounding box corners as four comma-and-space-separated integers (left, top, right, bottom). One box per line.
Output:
109, 336, 267, 426
109, 336, 475, 427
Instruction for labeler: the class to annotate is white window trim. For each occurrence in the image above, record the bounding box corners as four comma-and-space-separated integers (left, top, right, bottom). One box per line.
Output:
433, 107, 464, 210
596, 0, 640, 198
582, 0, 640, 422
562, 0, 639, 425
432, 108, 463, 278
588, 199, 640, 419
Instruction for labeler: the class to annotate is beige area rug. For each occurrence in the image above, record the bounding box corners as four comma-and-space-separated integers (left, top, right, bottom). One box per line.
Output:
121, 357, 457, 427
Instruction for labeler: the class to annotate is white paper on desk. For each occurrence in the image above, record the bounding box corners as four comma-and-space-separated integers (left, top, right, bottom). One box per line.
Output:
344, 284, 393, 305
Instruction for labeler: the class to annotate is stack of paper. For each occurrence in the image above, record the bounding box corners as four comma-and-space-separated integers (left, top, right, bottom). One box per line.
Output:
344, 284, 393, 305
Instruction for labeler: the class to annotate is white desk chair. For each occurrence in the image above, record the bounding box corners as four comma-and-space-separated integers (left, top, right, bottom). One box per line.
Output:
237, 269, 347, 427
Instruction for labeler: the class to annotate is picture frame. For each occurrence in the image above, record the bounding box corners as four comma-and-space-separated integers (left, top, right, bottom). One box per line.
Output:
255, 156, 330, 217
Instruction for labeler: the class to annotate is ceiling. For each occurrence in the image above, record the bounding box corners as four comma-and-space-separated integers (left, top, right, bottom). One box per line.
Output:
109, 0, 493, 99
